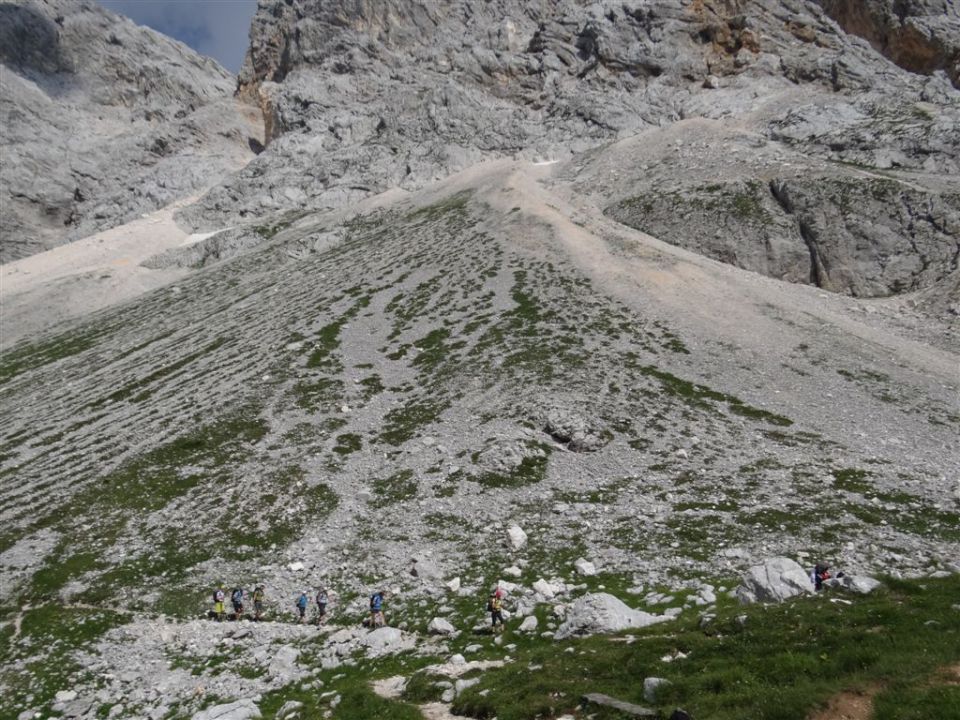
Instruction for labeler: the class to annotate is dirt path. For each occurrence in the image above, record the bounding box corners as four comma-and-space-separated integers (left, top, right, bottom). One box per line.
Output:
486, 161, 958, 382
807, 687, 878, 720
0, 195, 226, 348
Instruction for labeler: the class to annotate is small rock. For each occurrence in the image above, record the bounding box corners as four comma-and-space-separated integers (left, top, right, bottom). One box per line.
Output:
427, 617, 456, 635
503, 565, 522, 577
581, 693, 656, 717
573, 558, 597, 576
519, 615, 538, 633
455, 678, 480, 696
507, 524, 528, 550
55, 691, 79, 703
643, 677, 671, 703
447, 577, 461, 592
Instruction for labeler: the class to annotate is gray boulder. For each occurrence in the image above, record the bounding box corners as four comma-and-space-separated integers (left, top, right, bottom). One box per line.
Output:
360, 627, 412, 656
736, 557, 815, 604
827, 575, 883, 594
192, 700, 261, 720
427, 617, 456, 635
555, 593, 673, 639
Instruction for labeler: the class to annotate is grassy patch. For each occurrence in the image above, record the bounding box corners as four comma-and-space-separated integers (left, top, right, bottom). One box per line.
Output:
378, 398, 449, 446
453, 574, 960, 720
472, 443, 552, 489
371, 469, 418, 507
333, 433, 363, 456
0, 328, 101, 385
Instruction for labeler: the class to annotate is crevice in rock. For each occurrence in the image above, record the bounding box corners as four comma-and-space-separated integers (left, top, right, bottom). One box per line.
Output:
798, 218, 824, 288
768, 179, 794, 214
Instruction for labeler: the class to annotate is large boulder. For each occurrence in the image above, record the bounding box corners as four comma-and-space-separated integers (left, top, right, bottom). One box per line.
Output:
736, 557, 815, 604
360, 627, 413, 656
555, 593, 672, 639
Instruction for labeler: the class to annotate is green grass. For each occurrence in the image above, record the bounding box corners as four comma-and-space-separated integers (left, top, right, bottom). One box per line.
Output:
371, 469, 418, 507
471, 443, 552, 489
333, 433, 363, 455
378, 398, 449, 446
832, 468, 872, 494
0, 327, 102, 385
19, 408, 269, 606
452, 574, 960, 720
1, 606, 125, 715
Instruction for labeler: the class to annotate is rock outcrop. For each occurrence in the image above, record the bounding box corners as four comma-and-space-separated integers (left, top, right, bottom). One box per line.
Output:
0, 0, 260, 261
816, 0, 960, 87
736, 557, 815, 604
179, 0, 958, 234
555, 593, 672, 639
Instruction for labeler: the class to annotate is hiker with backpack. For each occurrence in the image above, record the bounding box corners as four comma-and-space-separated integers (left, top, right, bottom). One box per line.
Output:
810, 563, 831, 591
213, 587, 226, 622
315, 587, 329, 625
296, 590, 309, 623
252, 585, 265, 621
370, 590, 386, 627
488, 589, 505, 633
231, 587, 245, 620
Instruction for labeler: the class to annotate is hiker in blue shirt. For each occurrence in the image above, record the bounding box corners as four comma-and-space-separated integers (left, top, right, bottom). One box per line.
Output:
296, 590, 309, 623
369, 590, 386, 627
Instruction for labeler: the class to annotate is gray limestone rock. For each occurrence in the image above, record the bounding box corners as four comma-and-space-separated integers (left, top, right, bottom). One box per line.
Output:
555, 593, 673, 639
427, 617, 456, 635
581, 693, 657, 718
736, 558, 816, 604
192, 700, 261, 720
0, 0, 258, 261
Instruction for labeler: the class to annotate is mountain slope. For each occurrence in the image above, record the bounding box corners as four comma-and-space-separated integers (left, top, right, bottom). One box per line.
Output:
0, 0, 261, 261
2, 159, 958, 717
1, 1, 958, 719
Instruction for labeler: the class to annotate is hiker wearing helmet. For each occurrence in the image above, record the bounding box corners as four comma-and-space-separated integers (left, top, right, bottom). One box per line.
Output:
296, 590, 309, 622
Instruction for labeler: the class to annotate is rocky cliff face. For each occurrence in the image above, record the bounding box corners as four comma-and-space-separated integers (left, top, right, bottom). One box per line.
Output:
0, 0, 261, 262
817, 0, 960, 87
179, 0, 959, 302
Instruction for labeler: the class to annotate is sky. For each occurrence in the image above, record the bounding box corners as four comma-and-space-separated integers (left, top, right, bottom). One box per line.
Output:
99, 0, 258, 73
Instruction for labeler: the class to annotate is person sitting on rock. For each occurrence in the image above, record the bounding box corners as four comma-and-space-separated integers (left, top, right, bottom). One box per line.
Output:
296, 590, 309, 622
370, 590, 386, 627
252, 585, 265, 621
316, 587, 329, 625
810, 562, 832, 591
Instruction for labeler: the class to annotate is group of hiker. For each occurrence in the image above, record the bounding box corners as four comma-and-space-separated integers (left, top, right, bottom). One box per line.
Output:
211, 585, 267, 622
209, 584, 510, 632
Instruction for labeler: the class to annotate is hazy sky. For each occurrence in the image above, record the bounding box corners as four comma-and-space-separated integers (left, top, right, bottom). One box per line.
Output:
99, 0, 258, 73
